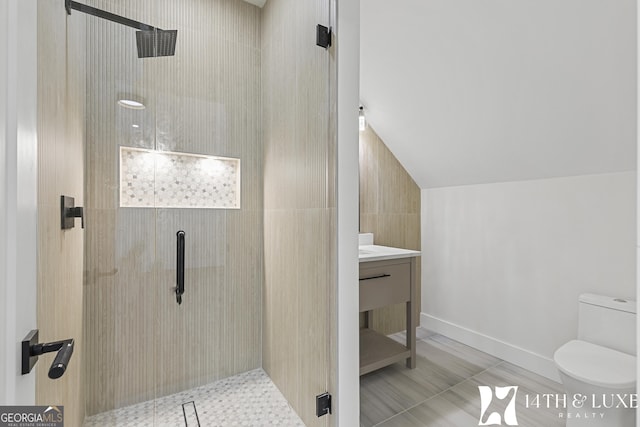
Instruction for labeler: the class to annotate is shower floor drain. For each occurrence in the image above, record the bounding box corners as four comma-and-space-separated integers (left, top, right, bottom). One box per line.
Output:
181, 401, 201, 427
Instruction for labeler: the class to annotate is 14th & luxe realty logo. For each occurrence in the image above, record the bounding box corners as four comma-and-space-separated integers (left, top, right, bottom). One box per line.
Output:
477, 386, 637, 426
478, 386, 519, 426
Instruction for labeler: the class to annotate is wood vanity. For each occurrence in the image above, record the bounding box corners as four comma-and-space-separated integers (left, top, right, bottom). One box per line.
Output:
359, 242, 420, 375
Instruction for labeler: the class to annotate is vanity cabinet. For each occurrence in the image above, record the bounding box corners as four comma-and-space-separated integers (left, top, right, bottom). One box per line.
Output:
359, 256, 417, 375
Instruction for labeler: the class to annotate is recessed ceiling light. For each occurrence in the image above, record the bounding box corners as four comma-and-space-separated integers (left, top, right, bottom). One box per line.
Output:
118, 99, 145, 110
132, 124, 140, 128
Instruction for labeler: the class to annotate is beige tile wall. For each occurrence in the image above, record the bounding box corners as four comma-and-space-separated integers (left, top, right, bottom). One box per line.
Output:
262, 0, 336, 425
359, 125, 421, 334
83, 0, 263, 416
36, 1, 86, 426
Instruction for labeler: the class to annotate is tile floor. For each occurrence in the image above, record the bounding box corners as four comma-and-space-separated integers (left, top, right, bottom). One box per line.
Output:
361, 327, 566, 427
83, 369, 304, 427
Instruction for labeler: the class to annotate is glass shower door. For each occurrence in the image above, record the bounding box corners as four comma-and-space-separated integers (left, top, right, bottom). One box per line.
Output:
84, 1, 264, 424
84, 0, 335, 425
149, 1, 263, 424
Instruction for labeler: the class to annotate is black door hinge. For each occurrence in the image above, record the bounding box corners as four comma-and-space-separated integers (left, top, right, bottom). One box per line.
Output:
316, 392, 332, 417
316, 25, 331, 49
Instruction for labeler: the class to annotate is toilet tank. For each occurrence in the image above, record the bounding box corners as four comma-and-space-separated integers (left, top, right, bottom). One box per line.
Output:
578, 293, 636, 356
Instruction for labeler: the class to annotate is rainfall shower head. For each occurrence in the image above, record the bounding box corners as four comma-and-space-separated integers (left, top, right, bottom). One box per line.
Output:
66, 0, 178, 59
136, 30, 178, 58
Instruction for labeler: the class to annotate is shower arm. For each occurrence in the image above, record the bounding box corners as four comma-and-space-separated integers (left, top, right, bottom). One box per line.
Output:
65, 0, 159, 32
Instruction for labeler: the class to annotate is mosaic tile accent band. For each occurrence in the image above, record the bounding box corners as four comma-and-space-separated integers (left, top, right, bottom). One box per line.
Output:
120, 147, 241, 209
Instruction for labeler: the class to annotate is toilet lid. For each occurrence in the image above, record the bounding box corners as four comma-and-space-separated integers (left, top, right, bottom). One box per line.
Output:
554, 340, 636, 389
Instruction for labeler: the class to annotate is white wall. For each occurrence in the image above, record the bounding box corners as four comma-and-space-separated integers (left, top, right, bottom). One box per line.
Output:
637, 0, 640, 415
1, 0, 38, 405
421, 172, 636, 380
0, 0, 7, 402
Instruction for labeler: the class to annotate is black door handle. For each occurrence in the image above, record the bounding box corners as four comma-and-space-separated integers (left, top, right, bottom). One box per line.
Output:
176, 230, 185, 304
359, 274, 391, 281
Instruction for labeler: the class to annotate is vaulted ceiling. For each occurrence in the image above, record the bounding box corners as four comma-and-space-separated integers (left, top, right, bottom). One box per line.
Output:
360, 0, 636, 189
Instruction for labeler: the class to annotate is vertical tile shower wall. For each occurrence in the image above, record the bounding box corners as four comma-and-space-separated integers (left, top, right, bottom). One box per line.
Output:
261, 0, 337, 426
83, 0, 263, 416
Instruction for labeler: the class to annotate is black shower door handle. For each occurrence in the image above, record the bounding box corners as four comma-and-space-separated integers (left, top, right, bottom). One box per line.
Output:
176, 230, 185, 305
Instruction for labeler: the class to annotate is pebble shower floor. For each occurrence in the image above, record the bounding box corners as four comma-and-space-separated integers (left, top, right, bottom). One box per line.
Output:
83, 369, 305, 427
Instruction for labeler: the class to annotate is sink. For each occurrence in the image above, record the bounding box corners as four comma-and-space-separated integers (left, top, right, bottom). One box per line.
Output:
358, 233, 421, 262
359, 244, 421, 262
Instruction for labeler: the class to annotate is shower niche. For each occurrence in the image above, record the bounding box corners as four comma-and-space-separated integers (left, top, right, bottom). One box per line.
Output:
119, 147, 241, 209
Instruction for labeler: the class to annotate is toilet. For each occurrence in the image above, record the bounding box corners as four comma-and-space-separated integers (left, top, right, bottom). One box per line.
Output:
554, 294, 636, 427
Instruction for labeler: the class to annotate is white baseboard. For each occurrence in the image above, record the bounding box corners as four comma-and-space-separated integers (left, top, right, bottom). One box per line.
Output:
420, 313, 561, 383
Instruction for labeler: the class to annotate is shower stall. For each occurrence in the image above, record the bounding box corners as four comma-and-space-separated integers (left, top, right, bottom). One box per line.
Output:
34, 0, 337, 425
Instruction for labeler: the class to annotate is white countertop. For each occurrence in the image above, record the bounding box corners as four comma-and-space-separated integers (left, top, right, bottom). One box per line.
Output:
359, 244, 421, 263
